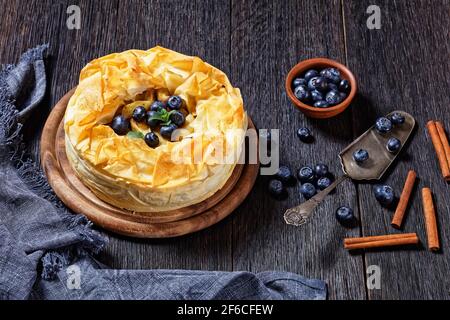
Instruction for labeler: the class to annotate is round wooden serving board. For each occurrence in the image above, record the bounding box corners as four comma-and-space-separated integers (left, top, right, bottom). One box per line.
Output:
41, 89, 259, 238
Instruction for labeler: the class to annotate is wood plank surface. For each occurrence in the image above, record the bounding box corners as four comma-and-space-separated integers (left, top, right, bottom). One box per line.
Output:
343, 0, 450, 299
230, 0, 365, 299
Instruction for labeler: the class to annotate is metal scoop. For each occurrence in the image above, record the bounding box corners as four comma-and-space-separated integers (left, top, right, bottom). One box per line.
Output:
284, 110, 416, 226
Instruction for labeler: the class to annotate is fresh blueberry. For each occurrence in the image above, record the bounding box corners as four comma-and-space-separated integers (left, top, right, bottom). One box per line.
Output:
297, 127, 312, 142
169, 110, 185, 127
268, 179, 285, 198
335, 206, 355, 226
310, 90, 323, 102
386, 137, 401, 153
275, 166, 295, 185
304, 69, 319, 81
339, 91, 347, 101
132, 106, 147, 122
150, 100, 165, 112
321, 68, 341, 84
315, 76, 329, 92
373, 185, 395, 206
293, 77, 307, 88
144, 132, 160, 148
300, 183, 317, 199
353, 149, 369, 164
338, 79, 350, 93
317, 177, 332, 190
294, 85, 310, 101
328, 83, 338, 91
147, 111, 161, 128
297, 166, 315, 183
167, 95, 182, 110
325, 89, 342, 105
160, 123, 178, 140
111, 115, 130, 135
314, 163, 329, 177
375, 117, 393, 134
308, 76, 327, 91
314, 100, 330, 108
389, 112, 405, 125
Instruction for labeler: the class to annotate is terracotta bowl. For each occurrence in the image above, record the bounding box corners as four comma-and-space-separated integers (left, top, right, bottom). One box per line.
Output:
285, 58, 357, 119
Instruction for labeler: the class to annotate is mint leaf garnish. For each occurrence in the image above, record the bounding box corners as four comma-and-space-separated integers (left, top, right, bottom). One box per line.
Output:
127, 131, 144, 139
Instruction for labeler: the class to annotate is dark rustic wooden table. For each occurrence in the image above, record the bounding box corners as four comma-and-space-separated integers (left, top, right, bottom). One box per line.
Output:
1, 0, 449, 300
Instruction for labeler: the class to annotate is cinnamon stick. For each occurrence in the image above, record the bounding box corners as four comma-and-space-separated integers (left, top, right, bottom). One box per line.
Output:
427, 121, 450, 181
391, 170, 417, 229
422, 188, 440, 251
344, 233, 419, 250
435, 121, 450, 168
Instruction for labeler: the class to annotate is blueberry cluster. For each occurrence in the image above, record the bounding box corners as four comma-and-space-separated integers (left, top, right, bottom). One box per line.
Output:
110, 95, 186, 148
292, 67, 350, 108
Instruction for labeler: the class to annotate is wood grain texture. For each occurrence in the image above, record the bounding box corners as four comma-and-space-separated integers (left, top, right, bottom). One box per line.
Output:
344, 0, 450, 299
230, 0, 365, 300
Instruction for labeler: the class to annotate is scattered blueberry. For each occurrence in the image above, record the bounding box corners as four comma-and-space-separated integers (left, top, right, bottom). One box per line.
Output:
150, 100, 165, 112
335, 206, 356, 226
321, 68, 341, 84
373, 184, 395, 206
300, 183, 317, 199
310, 90, 324, 102
294, 85, 310, 101
297, 166, 315, 183
325, 89, 342, 105
160, 123, 178, 140
353, 149, 369, 164
275, 166, 295, 185
389, 112, 405, 125
132, 106, 147, 122
144, 132, 159, 148
167, 95, 182, 110
314, 100, 329, 108
317, 177, 332, 190
338, 79, 350, 93
375, 117, 393, 134
307, 76, 319, 91
314, 163, 329, 177
304, 69, 319, 81
169, 110, 185, 127
387, 137, 401, 153
268, 179, 285, 198
293, 78, 307, 88
111, 115, 130, 135
147, 111, 161, 128
297, 127, 312, 142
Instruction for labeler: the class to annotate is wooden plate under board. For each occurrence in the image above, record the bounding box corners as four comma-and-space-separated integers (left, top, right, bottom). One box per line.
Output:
40, 89, 259, 238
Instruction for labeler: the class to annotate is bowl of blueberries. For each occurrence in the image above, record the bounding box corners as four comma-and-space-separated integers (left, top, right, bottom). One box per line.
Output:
285, 58, 357, 118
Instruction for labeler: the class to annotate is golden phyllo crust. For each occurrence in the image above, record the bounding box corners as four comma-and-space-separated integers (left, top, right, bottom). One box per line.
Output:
64, 47, 246, 212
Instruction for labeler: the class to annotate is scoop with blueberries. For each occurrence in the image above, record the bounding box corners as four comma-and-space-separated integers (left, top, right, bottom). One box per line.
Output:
110, 95, 187, 149
292, 67, 350, 108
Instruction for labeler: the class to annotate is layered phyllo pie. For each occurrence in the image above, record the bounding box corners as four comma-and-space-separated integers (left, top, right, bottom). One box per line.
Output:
64, 47, 247, 212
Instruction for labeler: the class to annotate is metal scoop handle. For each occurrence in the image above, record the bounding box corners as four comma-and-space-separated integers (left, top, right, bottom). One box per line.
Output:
284, 175, 349, 226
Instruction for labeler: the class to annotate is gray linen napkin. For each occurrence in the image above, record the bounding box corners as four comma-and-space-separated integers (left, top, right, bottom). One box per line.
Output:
0, 45, 327, 300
